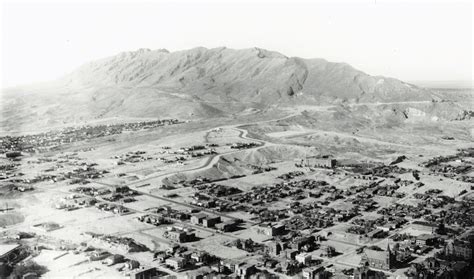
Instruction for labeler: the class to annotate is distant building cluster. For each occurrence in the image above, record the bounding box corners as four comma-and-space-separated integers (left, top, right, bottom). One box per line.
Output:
0, 118, 182, 154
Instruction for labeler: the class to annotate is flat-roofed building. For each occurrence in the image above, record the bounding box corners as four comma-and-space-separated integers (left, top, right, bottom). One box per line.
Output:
295, 253, 312, 265
302, 266, 326, 279
165, 257, 186, 270
190, 213, 207, 225
202, 216, 221, 228
166, 229, 195, 243
255, 223, 285, 236
216, 220, 238, 232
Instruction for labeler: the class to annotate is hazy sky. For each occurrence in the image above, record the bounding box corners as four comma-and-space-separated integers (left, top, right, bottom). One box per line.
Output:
1, 0, 472, 88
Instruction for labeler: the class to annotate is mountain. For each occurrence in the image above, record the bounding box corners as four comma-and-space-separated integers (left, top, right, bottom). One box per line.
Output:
0, 47, 454, 132
65, 47, 435, 103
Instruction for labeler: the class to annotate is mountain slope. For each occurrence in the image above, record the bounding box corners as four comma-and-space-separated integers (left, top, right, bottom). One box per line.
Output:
0, 47, 447, 132
65, 47, 434, 104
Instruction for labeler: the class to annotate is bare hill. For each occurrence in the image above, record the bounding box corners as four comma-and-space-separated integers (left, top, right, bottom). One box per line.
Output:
65, 47, 434, 104
0, 47, 449, 132
162, 145, 309, 185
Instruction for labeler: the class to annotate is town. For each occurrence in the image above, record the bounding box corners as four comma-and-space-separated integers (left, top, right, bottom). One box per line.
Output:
0, 116, 472, 279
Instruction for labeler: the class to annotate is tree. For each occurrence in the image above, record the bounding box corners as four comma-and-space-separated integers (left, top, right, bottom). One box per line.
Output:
436, 222, 446, 235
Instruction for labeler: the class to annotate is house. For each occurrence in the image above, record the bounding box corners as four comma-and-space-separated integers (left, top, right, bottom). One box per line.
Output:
360, 245, 394, 270
129, 267, 157, 279
115, 185, 131, 194
166, 229, 195, 243
376, 223, 395, 232
281, 261, 298, 275
166, 257, 186, 270
415, 234, 437, 246
295, 253, 312, 265
291, 235, 317, 251
215, 220, 238, 232
88, 250, 111, 261
154, 251, 168, 263
264, 258, 279, 269
302, 266, 326, 279
320, 245, 336, 258
202, 216, 221, 228
285, 249, 298, 260
266, 241, 283, 256
5, 151, 22, 158
235, 263, 257, 278
416, 245, 431, 255
126, 260, 140, 270
221, 259, 239, 273
181, 250, 193, 261
191, 251, 209, 263
190, 213, 208, 225
167, 231, 187, 243
102, 254, 125, 266
367, 228, 385, 239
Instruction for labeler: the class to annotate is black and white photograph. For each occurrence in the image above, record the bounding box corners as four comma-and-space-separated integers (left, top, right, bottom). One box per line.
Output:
0, 0, 473, 278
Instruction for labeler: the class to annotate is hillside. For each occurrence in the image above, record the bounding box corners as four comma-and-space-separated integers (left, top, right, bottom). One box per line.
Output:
64, 47, 435, 104
0, 47, 463, 132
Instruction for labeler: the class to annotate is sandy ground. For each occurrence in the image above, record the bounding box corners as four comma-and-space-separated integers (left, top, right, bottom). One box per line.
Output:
34, 250, 124, 278
1, 105, 472, 278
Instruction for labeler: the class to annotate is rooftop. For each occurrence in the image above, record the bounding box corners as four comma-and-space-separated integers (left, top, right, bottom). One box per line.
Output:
0, 244, 20, 258
193, 213, 208, 219
364, 249, 388, 260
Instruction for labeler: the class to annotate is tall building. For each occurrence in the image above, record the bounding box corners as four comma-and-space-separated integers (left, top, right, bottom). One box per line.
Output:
360, 245, 394, 270
445, 239, 473, 260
